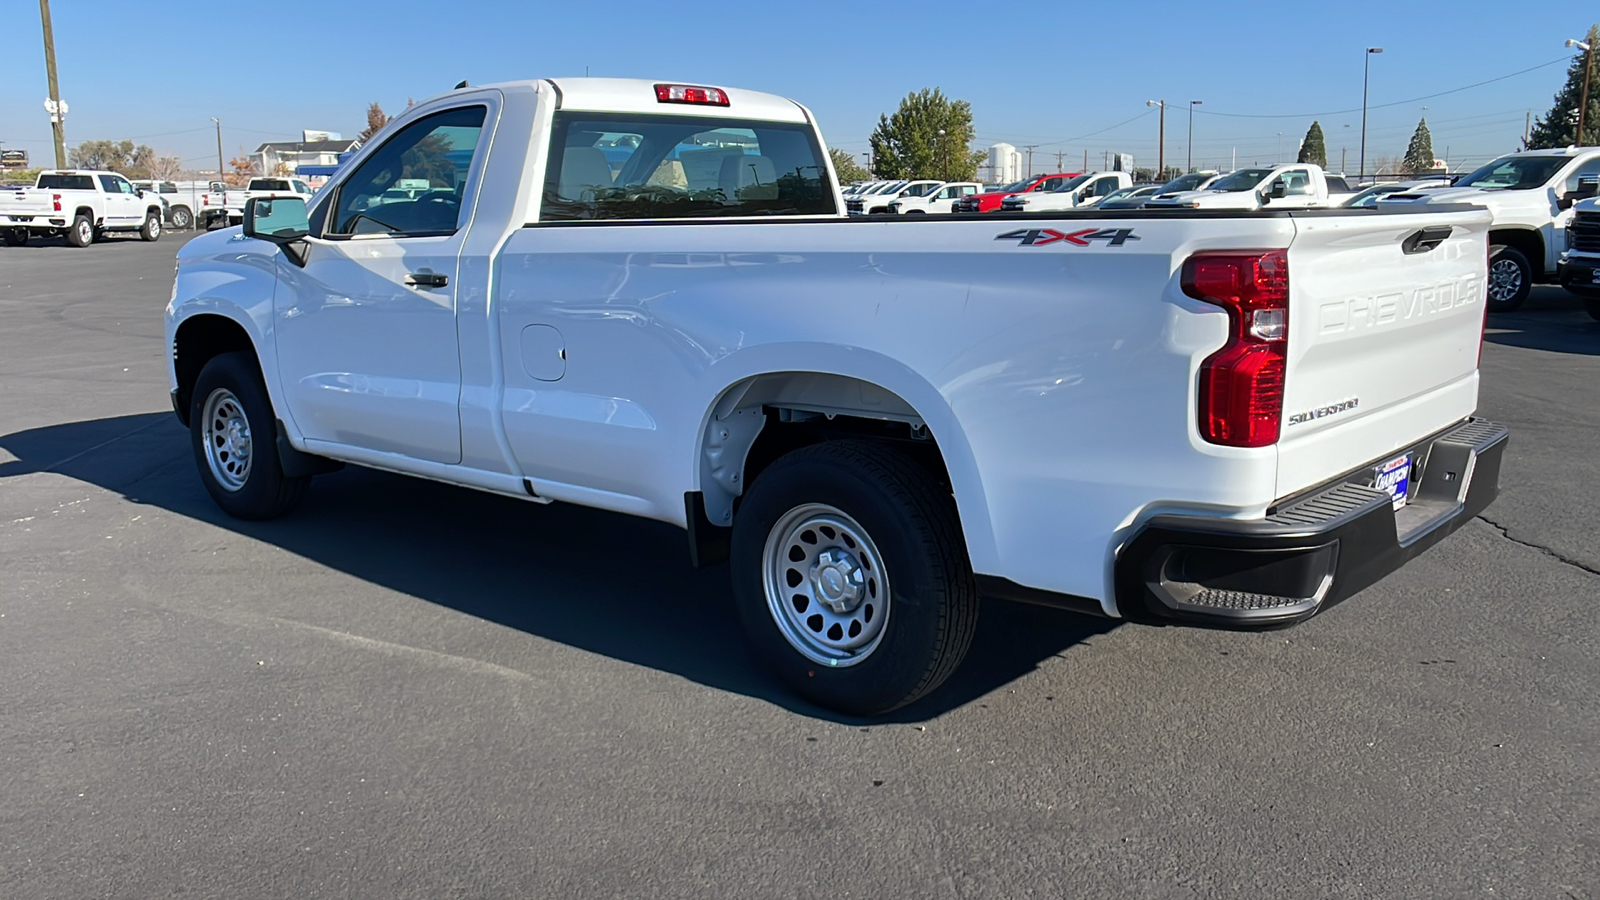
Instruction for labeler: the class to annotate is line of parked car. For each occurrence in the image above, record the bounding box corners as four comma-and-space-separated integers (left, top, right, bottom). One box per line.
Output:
845, 147, 1600, 315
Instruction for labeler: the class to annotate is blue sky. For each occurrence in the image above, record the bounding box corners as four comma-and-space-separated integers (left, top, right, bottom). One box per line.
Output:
0, 0, 1593, 177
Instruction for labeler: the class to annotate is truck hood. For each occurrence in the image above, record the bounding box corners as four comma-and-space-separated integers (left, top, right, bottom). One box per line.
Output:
1377, 185, 1524, 207
176, 225, 248, 263
1148, 189, 1258, 209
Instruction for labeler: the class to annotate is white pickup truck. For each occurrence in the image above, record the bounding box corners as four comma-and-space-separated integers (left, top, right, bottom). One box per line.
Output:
165, 77, 1508, 715
886, 180, 981, 214
1377, 147, 1600, 310
847, 179, 942, 214
221, 176, 317, 225
1145, 164, 1353, 212
1, 169, 164, 246
1558, 184, 1600, 320
131, 179, 230, 230
1000, 171, 1132, 212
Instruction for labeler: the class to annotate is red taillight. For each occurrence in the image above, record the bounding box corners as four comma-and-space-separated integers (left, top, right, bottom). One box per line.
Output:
52, 193, 62, 212
1182, 250, 1289, 448
654, 83, 730, 106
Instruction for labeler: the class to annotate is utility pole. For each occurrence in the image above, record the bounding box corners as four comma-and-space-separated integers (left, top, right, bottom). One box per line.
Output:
1023, 145, 1038, 178
1523, 110, 1532, 148
1187, 100, 1202, 172
1341, 146, 1347, 173
39, 0, 66, 168
1102, 150, 1109, 170
1054, 150, 1065, 170
1082, 149, 1088, 171
1567, 38, 1593, 144
1360, 47, 1383, 182
211, 118, 224, 185
1276, 132, 1283, 163
1146, 100, 1166, 178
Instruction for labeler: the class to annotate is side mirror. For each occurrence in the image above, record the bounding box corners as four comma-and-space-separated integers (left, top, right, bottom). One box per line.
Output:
1570, 175, 1600, 203
244, 196, 310, 263
1269, 181, 1287, 199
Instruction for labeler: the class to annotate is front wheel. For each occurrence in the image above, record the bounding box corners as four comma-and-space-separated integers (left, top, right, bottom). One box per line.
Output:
730, 440, 979, 716
189, 352, 308, 519
2, 227, 26, 246
1486, 245, 1532, 312
139, 211, 161, 242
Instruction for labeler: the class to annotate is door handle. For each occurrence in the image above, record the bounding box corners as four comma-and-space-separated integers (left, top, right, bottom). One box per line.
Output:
404, 270, 449, 288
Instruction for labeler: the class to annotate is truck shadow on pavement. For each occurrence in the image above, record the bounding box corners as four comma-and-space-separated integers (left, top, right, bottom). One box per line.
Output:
0, 413, 1116, 723
1482, 290, 1600, 356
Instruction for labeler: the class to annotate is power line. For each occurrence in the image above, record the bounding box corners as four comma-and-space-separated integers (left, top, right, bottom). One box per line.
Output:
1193, 56, 1569, 120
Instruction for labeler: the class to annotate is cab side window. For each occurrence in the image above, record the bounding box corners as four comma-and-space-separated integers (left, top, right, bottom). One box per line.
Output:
97, 175, 121, 193
327, 105, 486, 237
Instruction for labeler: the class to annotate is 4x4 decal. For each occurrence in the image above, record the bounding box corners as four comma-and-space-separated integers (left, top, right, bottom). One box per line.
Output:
995, 228, 1140, 247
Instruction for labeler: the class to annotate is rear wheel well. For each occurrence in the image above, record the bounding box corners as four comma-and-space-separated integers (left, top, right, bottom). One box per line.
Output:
695, 373, 953, 543
1488, 228, 1545, 276
173, 316, 256, 426
74, 206, 94, 223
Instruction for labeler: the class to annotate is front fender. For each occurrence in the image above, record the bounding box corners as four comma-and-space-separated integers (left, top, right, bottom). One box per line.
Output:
693, 342, 1000, 575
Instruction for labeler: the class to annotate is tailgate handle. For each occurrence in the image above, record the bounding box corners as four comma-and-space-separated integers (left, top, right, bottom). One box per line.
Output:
1401, 225, 1454, 255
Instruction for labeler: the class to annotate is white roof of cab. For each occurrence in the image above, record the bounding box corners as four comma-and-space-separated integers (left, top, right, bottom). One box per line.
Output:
541, 77, 809, 124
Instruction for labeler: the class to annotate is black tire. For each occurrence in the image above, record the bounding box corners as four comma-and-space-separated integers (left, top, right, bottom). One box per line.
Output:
730, 440, 979, 716
170, 205, 193, 229
1586, 295, 1600, 323
139, 210, 161, 242
67, 214, 93, 247
2, 227, 26, 247
189, 351, 308, 519
1486, 244, 1532, 312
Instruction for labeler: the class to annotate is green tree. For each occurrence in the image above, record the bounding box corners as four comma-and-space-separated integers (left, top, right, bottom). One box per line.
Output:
829, 147, 871, 184
1402, 118, 1435, 174
357, 102, 390, 143
68, 139, 157, 178
1528, 24, 1600, 148
868, 88, 983, 181
1297, 121, 1327, 168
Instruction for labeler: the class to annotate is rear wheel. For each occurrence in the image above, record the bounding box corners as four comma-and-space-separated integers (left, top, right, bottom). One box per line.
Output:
139, 211, 161, 241
2, 227, 26, 246
189, 352, 309, 519
730, 440, 979, 716
67, 214, 93, 247
1486, 245, 1532, 312
170, 205, 193, 229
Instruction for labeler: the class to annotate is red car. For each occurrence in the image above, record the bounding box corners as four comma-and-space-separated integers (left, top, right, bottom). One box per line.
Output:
955, 173, 1081, 213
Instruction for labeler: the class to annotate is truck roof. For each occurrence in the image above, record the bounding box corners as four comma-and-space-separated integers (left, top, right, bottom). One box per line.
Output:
534, 77, 809, 124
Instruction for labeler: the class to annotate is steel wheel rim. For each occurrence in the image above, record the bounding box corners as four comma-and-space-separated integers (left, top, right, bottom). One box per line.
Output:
173, 209, 190, 228
201, 388, 252, 491
762, 503, 890, 667
1488, 258, 1523, 302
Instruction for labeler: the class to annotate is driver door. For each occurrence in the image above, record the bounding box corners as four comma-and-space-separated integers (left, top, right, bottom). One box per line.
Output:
273, 104, 488, 465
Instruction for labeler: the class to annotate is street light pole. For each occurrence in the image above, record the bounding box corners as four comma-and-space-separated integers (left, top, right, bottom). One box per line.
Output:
1360, 47, 1383, 182
1187, 100, 1202, 172
938, 128, 947, 181
39, 0, 67, 168
1146, 100, 1165, 178
1567, 38, 1594, 145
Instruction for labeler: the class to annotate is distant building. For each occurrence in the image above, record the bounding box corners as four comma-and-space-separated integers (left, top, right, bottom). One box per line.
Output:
987, 143, 1021, 184
251, 137, 361, 177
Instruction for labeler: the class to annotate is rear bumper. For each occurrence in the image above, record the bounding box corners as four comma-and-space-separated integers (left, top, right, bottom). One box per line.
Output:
1113, 418, 1508, 627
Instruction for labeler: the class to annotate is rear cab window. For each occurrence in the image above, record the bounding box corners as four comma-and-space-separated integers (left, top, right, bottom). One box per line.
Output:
37, 174, 95, 191
539, 112, 835, 221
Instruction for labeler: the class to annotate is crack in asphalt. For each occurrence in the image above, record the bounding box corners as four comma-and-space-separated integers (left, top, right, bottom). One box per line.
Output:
1478, 515, 1600, 578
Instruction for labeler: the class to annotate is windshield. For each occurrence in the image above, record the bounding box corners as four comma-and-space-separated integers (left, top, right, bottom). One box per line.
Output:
1208, 168, 1273, 192
1454, 156, 1567, 190
872, 181, 907, 194
993, 179, 1030, 193
903, 182, 939, 197
1344, 184, 1407, 208
1157, 172, 1210, 193
1051, 175, 1092, 193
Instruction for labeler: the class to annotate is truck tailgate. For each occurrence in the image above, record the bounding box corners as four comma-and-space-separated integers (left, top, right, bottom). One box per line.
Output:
1276, 208, 1492, 499
0, 190, 59, 218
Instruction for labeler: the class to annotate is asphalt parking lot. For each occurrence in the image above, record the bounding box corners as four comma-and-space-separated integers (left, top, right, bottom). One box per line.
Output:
2, 231, 1597, 898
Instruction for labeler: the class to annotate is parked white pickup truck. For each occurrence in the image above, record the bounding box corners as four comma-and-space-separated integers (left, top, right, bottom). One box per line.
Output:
1145, 164, 1353, 211
1001, 171, 1132, 212
886, 181, 981, 214
1, 169, 163, 246
131, 179, 230, 230
221, 176, 317, 225
1377, 147, 1600, 310
166, 77, 1508, 715
847, 179, 942, 214
1558, 183, 1600, 320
